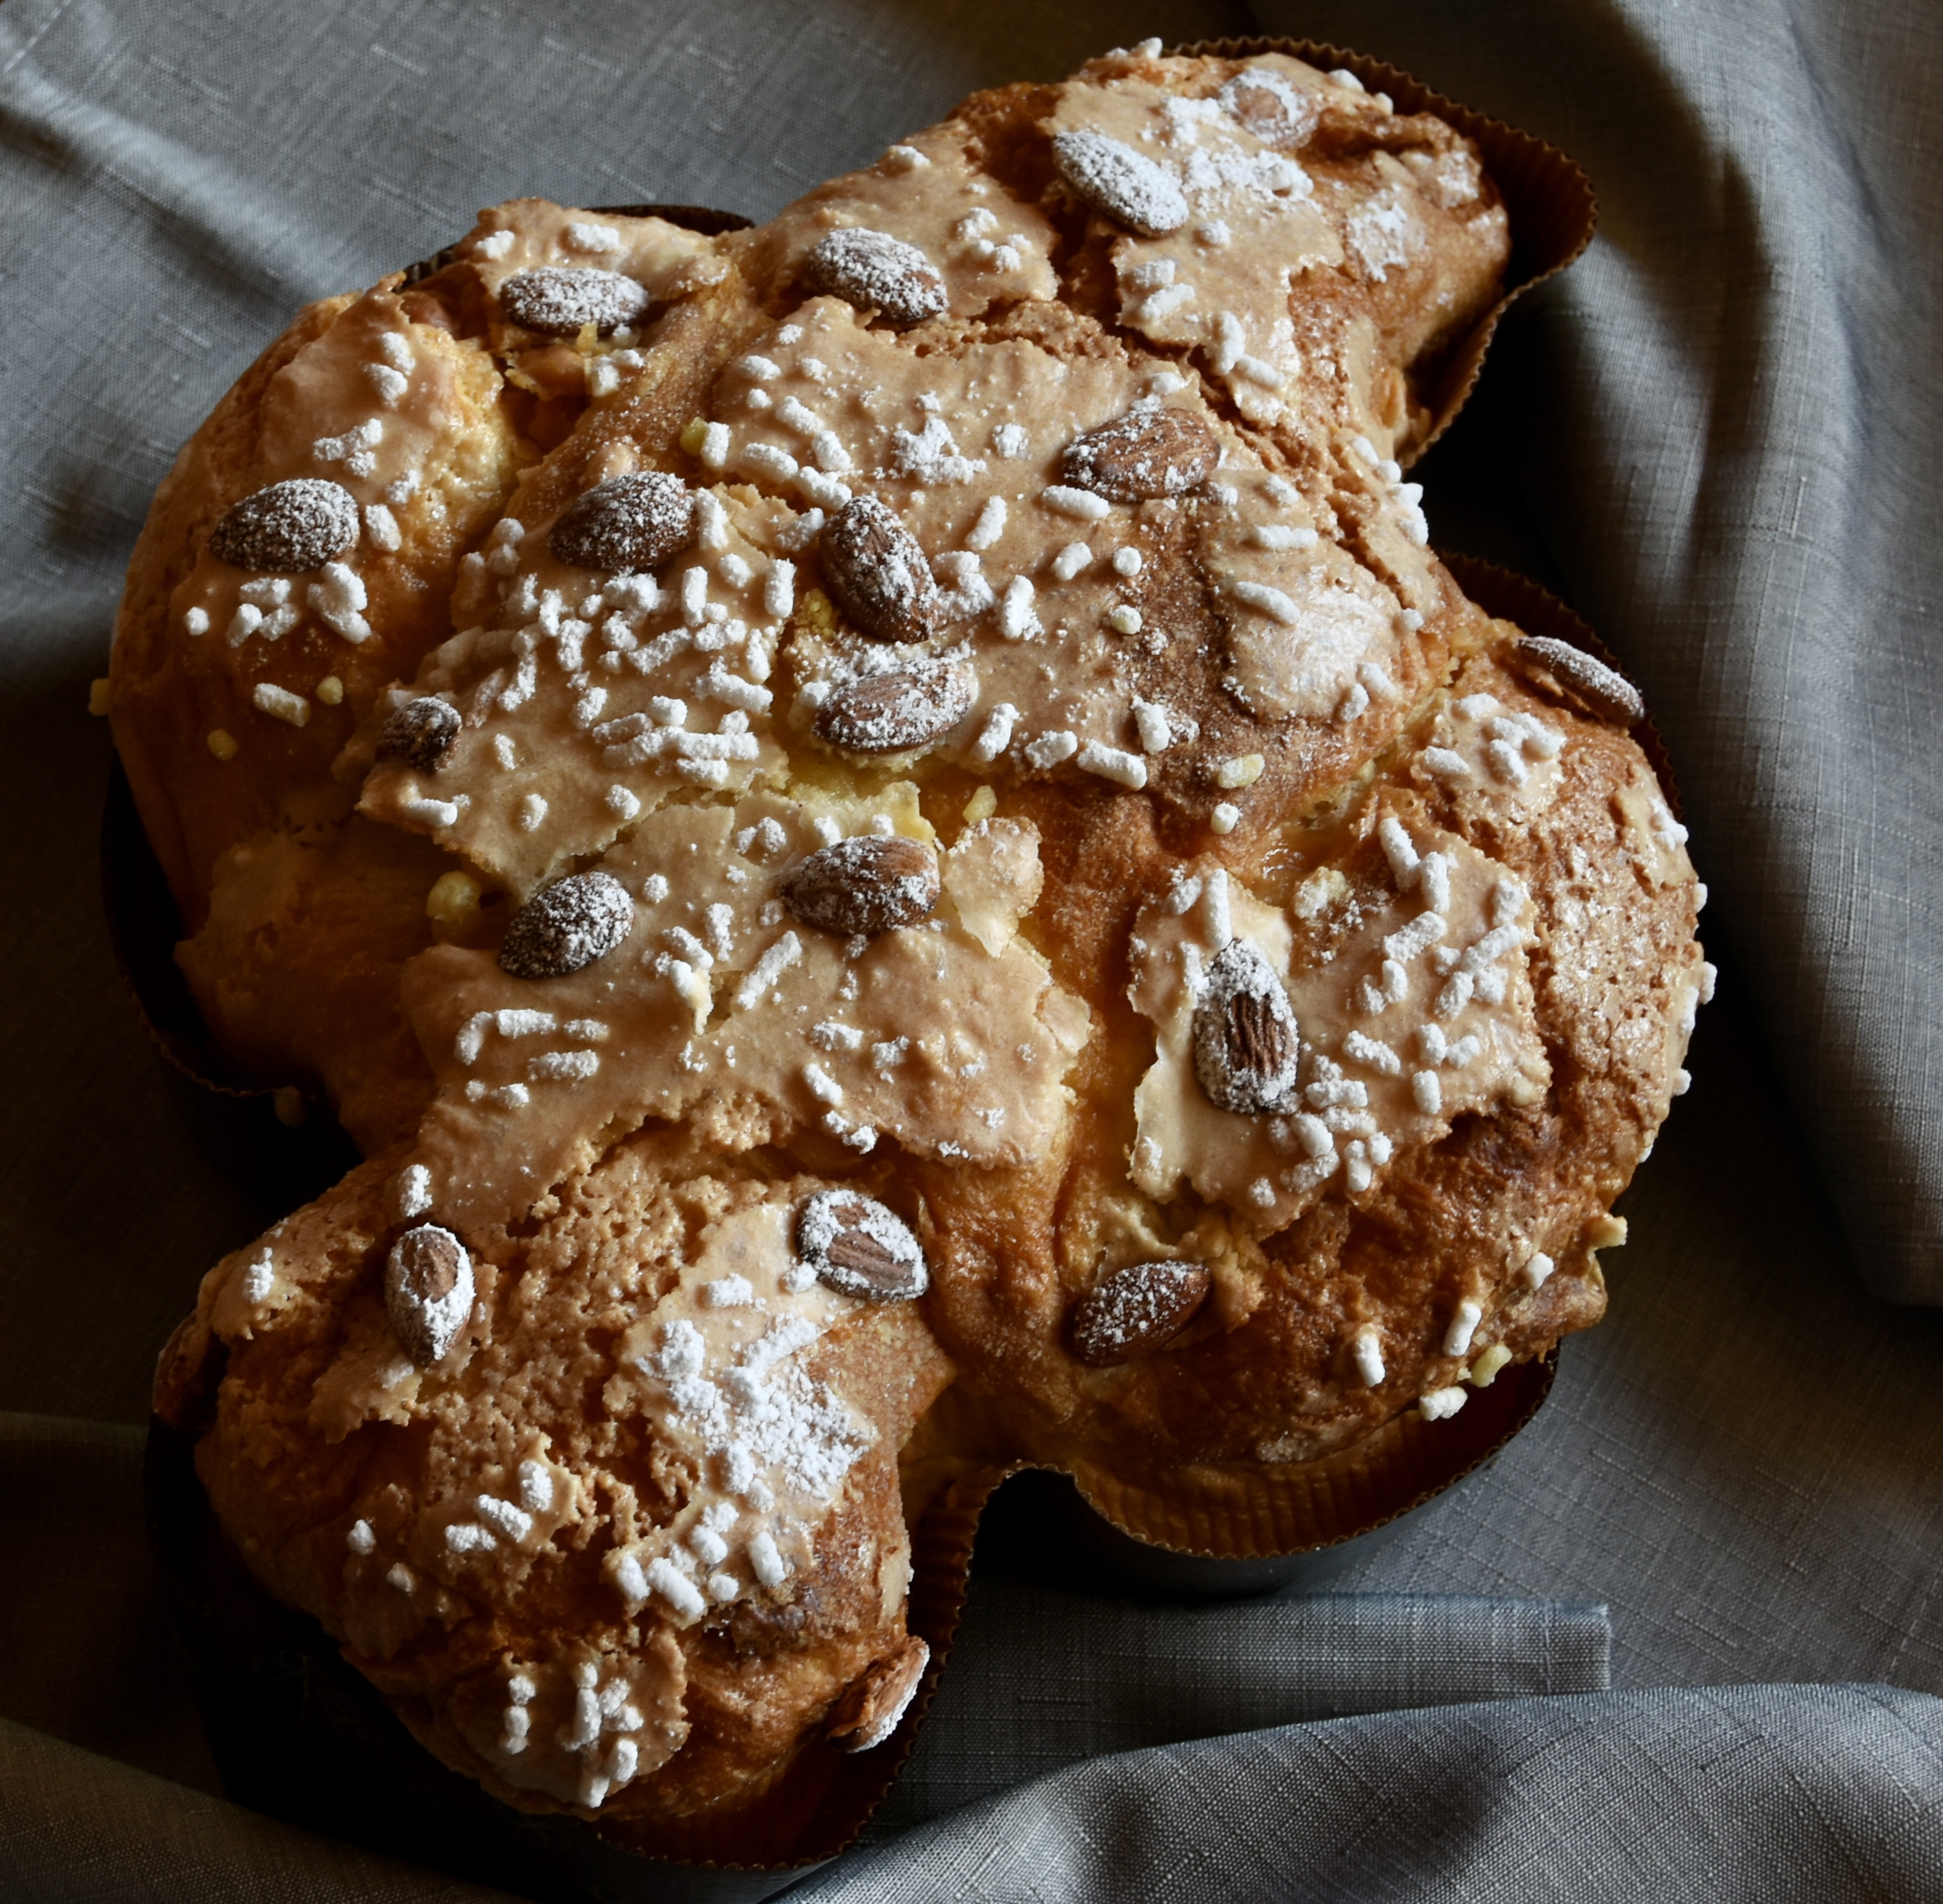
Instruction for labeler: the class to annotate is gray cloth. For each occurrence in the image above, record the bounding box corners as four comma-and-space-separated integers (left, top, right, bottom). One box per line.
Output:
0, 1721, 525, 1904
2, 0, 1942, 1897
802, 1685, 1943, 1902
0, 1413, 218, 1796
869, 1578, 1612, 1834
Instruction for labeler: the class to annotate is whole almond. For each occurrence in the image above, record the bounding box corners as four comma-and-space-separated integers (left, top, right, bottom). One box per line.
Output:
781, 835, 940, 937
550, 471, 694, 574
1051, 129, 1190, 236
1219, 70, 1320, 149
208, 478, 359, 573
804, 228, 947, 329
499, 266, 649, 337
828, 1635, 931, 1752
498, 871, 636, 979
1509, 635, 1645, 725
385, 1224, 474, 1366
1193, 938, 1301, 1114
795, 1190, 929, 1301
812, 662, 976, 755
819, 496, 940, 643
1069, 1258, 1213, 1366
1062, 407, 1219, 502
376, 696, 462, 772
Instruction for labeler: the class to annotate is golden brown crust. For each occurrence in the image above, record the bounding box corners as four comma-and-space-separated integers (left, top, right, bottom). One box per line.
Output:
173, 817, 447, 1150
111, 295, 354, 916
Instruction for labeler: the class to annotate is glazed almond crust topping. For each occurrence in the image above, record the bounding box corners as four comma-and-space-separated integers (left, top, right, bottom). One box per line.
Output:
123, 44, 1709, 1833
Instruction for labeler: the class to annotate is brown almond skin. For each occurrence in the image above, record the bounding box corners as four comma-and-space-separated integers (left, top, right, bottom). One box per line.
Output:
549, 471, 695, 574
803, 228, 947, 330
812, 663, 975, 755
795, 1190, 929, 1302
498, 871, 636, 979
499, 266, 649, 337
819, 496, 940, 643
1069, 1260, 1213, 1366
1062, 407, 1219, 502
781, 835, 941, 936
376, 696, 462, 772
1192, 939, 1301, 1114
384, 1224, 473, 1367
827, 1226, 910, 1295
394, 1224, 464, 1303
1510, 635, 1645, 725
208, 477, 361, 572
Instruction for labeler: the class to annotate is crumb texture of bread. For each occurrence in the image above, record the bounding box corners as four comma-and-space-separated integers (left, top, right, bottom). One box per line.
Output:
128, 45, 1706, 1830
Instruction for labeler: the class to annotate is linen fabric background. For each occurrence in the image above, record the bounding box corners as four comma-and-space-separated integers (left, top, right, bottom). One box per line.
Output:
1, 0, 1939, 1897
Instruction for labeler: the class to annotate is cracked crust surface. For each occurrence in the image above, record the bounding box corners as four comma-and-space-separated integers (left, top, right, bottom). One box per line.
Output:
128, 46, 1703, 1830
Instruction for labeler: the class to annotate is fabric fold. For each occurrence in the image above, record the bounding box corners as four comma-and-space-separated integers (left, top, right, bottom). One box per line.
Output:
800, 1684, 1943, 1903
872, 1577, 1611, 1832
0, 1718, 524, 1904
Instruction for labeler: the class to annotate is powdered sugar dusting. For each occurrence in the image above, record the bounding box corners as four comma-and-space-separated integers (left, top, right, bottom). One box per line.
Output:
1052, 129, 1190, 235
607, 1202, 877, 1628
804, 227, 947, 329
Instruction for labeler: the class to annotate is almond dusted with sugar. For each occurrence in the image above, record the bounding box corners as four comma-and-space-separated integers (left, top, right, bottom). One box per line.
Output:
1051, 128, 1190, 236
828, 1637, 931, 1752
1193, 937, 1301, 1114
1069, 1259, 1213, 1367
1063, 406, 1219, 502
803, 228, 947, 330
1510, 635, 1645, 725
1220, 67, 1320, 149
819, 496, 941, 643
812, 662, 976, 755
780, 834, 941, 937
499, 265, 649, 337
549, 471, 695, 574
498, 870, 635, 979
208, 478, 360, 574
795, 1190, 928, 1301
385, 1223, 474, 1366
376, 696, 462, 772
